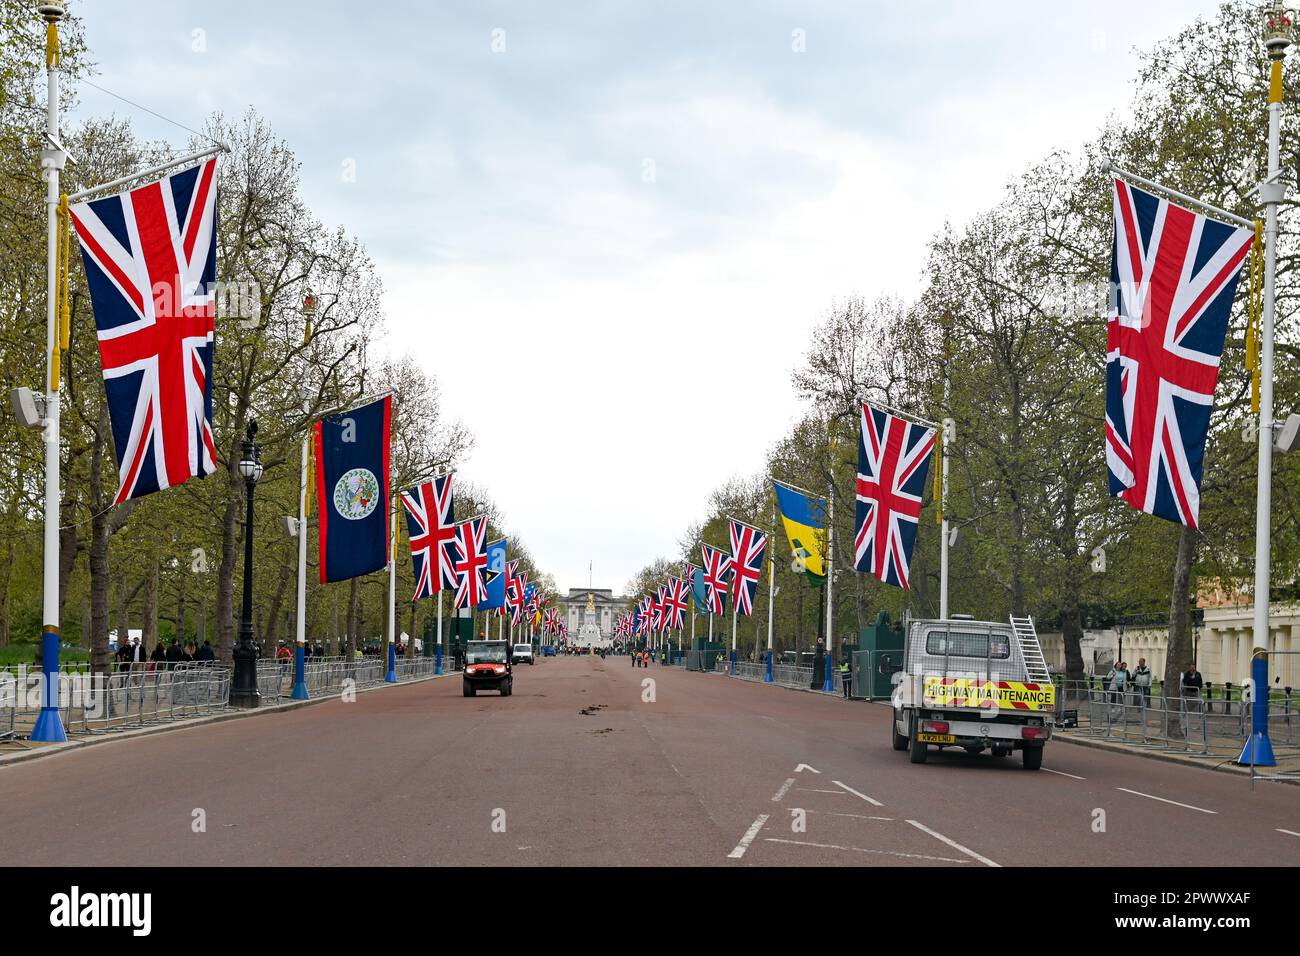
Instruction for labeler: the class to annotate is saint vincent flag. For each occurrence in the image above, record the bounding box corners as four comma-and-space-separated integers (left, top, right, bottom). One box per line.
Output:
477, 538, 509, 611
314, 395, 392, 583
774, 481, 826, 580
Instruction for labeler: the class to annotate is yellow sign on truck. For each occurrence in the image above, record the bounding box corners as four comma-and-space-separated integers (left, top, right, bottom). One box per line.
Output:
922, 676, 1056, 712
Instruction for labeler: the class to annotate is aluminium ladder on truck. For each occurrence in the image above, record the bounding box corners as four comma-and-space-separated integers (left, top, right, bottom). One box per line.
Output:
1009, 615, 1052, 684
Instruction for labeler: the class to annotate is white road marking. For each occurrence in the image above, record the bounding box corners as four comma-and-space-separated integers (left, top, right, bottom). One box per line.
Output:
906, 820, 1001, 868
763, 837, 968, 864
1276, 829, 1300, 838
798, 788, 844, 794
771, 778, 795, 802
832, 779, 884, 807
728, 814, 770, 859
794, 763, 821, 774
1115, 787, 1216, 815
1042, 768, 1086, 780
804, 809, 894, 821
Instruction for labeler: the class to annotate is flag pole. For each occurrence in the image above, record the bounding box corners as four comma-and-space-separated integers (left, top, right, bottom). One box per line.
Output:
435, 590, 444, 674
822, 461, 835, 693
291, 423, 310, 699
765, 496, 776, 683
730, 590, 737, 675
385, 493, 397, 682
32, 2, 68, 743
1241, 6, 1293, 768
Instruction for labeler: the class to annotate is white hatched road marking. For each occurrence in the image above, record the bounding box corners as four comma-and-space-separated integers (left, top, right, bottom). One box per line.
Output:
763, 837, 968, 864
771, 778, 795, 801
793, 763, 820, 773
832, 779, 884, 807
728, 814, 769, 859
1042, 768, 1086, 780
906, 820, 1001, 868
1116, 787, 1216, 814
798, 788, 844, 794
1278, 829, 1300, 838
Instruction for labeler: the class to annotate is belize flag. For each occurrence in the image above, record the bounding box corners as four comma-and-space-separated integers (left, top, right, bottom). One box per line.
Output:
477, 538, 509, 611
314, 395, 392, 583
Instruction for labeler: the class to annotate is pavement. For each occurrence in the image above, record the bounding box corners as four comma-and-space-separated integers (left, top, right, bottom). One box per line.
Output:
2, 656, 1298, 866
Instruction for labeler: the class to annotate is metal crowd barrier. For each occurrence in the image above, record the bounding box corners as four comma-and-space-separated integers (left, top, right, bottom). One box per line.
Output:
1053, 679, 1300, 760
0, 650, 442, 747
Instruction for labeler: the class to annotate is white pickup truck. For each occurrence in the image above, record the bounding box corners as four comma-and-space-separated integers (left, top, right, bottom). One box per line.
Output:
890, 615, 1056, 770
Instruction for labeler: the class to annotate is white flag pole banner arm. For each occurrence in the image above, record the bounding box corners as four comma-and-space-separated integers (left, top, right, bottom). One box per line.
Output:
67, 144, 228, 203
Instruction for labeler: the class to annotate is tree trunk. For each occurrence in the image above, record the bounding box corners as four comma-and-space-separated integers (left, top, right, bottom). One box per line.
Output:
176, 566, 187, 649
116, 574, 129, 650
262, 560, 292, 655
89, 508, 112, 674
1164, 525, 1199, 733
346, 577, 359, 658
143, 554, 159, 654
215, 470, 243, 663
0, 489, 18, 647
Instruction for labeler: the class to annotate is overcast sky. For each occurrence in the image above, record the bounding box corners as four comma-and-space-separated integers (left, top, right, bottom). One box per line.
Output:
69, 0, 1224, 595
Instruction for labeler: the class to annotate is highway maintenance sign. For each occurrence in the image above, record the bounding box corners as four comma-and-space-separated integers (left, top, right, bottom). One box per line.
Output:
922, 676, 1056, 711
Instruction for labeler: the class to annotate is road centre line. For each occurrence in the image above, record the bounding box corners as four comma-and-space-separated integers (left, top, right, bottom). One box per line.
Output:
1115, 787, 1216, 814
763, 837, 967, 864
771, 778, 795, 801
1042, 768, 1086, 780
728, 814, 769, 859
906, 820, 1001, 868
798, 788, 844, 794
832, 779, 884, 806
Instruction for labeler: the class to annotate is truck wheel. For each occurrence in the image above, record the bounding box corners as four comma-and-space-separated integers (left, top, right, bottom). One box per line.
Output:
908, 718, 928, 764
1022, 744, 1043, 770
891, 718, 908, 752
463, 682, 475, 697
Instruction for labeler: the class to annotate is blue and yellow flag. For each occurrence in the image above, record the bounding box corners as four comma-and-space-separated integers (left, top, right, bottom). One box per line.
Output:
774, 481, 826, 579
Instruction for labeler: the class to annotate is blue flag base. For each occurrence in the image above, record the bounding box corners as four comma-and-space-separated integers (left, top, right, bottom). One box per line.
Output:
729, 650, 737, 675
385, 643, 398, 683
1237, 731, 1276, 767
435, 645, 443, 675
291, 645, 309, 700
763, 651, 773, 683
821, 652, 834, 693
30, 630, 66, 742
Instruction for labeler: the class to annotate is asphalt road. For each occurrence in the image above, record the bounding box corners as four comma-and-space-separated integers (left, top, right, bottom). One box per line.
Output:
2, 657, 1297, 866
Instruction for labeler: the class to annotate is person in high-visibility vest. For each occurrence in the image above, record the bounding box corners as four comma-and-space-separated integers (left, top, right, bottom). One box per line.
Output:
840, 659, 852, 698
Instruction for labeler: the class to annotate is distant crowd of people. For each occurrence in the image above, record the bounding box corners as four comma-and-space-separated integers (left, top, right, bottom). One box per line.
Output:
113, 636, 215, 671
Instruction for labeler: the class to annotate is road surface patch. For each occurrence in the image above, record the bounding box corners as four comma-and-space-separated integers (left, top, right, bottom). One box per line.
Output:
1115, 787, 1216, 814
832, 779, 884, 806
729, 814, 769, 859
763, 837, 969, 864
906, 820, 1001, 867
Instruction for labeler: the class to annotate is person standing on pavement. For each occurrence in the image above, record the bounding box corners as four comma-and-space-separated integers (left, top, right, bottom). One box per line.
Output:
1181, 663, 1204, 700
840, 658, 852, 698
1133, 658, 1152, 706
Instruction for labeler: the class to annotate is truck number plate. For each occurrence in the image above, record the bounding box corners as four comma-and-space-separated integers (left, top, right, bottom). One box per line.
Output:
917, 733, 955, 744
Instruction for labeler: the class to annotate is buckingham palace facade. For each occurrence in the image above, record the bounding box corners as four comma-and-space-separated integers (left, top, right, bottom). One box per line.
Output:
558, 588, 629, 640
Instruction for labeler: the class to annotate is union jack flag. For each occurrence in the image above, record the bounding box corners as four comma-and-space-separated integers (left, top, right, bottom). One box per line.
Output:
451, 516, 488, 609
854, 403, 935, 589
728, 519, 767, 616
663, 576, 688, 631
700, 543, 732, 615
1106, 178, 1255, 527
70, 158, 219, 503
400, 473, 457, 600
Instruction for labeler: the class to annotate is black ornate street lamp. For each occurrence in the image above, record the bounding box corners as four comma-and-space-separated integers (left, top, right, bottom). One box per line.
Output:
230, 420, 264, 708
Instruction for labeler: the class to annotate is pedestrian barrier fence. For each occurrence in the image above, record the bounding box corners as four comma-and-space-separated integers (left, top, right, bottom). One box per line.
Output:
1052, 680, 1300, 760
0, 652, 441, 747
